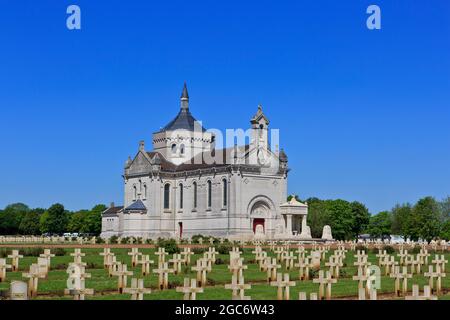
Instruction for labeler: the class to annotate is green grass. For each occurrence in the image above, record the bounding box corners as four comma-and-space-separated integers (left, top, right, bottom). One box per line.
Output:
0, 247, 449, 300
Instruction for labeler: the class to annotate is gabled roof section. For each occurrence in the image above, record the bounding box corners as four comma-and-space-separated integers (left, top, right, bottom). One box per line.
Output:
102, 206, 123, 217
124, 200, 147, 212
250, 105, 269, 125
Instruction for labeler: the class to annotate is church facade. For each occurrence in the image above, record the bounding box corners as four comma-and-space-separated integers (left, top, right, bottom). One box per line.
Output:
101, 84, 312, 240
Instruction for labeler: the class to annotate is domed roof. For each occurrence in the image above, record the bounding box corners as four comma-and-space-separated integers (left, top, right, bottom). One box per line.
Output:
160, 109, 206, 132
156, 83, 206, 133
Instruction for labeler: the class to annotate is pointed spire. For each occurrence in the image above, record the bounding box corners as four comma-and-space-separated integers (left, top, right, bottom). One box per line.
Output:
181, 82, 189, 99
180, 82, 189, 110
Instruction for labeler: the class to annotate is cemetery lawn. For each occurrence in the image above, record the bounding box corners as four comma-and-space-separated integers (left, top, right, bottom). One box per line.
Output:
0, 247, 449, 300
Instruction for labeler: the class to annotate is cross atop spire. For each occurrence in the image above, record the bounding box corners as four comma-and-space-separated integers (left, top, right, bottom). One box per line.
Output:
180, 82, 189, 110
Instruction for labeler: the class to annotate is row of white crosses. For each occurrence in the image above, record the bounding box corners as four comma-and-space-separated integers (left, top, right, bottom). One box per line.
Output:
375, 246, 448, 297
100, 247, 152, 300
265, 244, 343, 300
20, 249, 56, 298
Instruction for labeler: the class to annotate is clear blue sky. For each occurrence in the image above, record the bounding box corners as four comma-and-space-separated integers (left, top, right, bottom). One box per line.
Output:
0, 0, 449, 214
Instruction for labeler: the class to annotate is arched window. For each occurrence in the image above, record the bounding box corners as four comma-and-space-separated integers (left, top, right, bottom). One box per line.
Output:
143, 184, 147, 200
193, 182, 197, 209
222, 179, 227, 207
164, 184, 170, 209
180, 144, 185, 155
179, 183, 183, 209
133, 185, 137, 201
171, 144, 177, 154
207, 180, 212, 208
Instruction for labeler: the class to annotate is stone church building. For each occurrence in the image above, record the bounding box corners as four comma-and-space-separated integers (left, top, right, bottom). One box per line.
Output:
101, 84, 312, 240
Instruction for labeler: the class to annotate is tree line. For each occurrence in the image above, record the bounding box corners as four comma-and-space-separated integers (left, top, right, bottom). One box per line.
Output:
299, 195, 450, 241
0, 203, 106, 235
0, 196, 449, 240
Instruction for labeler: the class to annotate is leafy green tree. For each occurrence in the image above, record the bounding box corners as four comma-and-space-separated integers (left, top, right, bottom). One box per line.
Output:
287, 195, 302, 202
368, 211, 392, 239
325, 199, 354, 240
306, 199, 329, 238
409, 197, 441, 241
19, 209, 43, 235
83, 204, 106, 235
0, 203, 29, 234
439, 196, 450, 223
350, 201, 370, 237
67, 204, 105, 235
39, 203, 69, 234
390, 203, 412, 239
440, 220, 450, 240
67, 210, 88, 233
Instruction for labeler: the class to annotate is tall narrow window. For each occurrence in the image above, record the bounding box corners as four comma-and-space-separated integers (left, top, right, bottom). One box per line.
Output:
164, 184, 170, 209
143, 184, 147, 200
222, 179, 227, 207
207, 180, 212, 208
133, 185, 137, 201
179, 183, 183, 209
193, 182, 197, 209
180, 144, 185, 155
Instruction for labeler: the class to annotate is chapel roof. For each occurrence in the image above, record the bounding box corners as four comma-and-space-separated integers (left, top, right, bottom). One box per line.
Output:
146, 145, 250, 172
124, 199, 147, 212
156, 83, 206, 133
102, 205, 123, 217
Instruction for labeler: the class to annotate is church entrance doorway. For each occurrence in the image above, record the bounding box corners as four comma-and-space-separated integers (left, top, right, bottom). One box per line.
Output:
253, 218, 265, 234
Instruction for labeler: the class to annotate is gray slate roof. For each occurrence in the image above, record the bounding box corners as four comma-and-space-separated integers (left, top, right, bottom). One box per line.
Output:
124, 200, 147, 212
102, 206, 123, 217
160, 109, 206, 132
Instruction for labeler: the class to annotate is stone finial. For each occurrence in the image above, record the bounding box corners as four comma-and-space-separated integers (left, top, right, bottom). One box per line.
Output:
139, 140, 145, 151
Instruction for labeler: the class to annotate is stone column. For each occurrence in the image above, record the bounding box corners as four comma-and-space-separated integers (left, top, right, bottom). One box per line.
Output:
301, 215, 307, 234
286, 214, 292, 236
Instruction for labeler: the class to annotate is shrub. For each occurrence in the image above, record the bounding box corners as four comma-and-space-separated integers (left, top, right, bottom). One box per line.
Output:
53, 248, 66, 256
96, 237, 104, 244
157, 238, 180, 254
192, 247, 206, 255
54, 263, 68, 270
86, 262, 102, 269
215, 243, 232, 255
109, 235, 118, 244
190, 234, 220, 244
19, 247, 44, 257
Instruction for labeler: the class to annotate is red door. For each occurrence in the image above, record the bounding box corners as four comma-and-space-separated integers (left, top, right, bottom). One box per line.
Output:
253, 218, 265, 233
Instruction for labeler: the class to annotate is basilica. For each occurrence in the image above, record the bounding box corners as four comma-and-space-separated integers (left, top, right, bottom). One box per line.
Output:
101, 84, 312, 240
